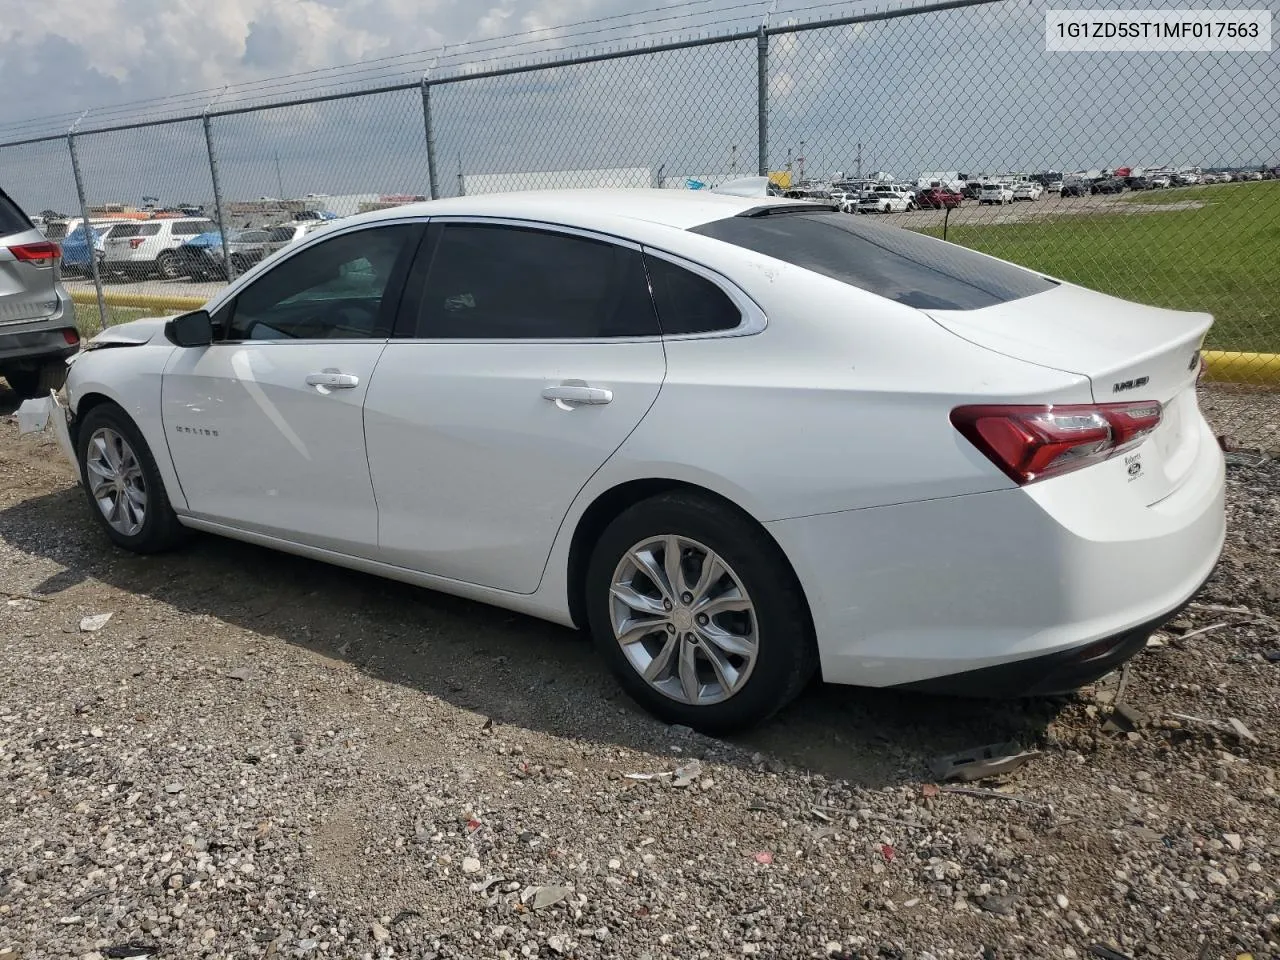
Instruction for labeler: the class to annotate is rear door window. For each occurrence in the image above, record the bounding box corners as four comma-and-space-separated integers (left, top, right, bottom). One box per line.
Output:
410, 223, 660, 339
172, 220, 214, 236
692, 210, 1056, 311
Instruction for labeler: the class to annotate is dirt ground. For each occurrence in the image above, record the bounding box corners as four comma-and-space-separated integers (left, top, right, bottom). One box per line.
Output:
1, 388, 1277, 960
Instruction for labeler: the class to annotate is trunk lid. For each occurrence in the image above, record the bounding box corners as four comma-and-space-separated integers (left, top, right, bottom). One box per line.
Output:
926, 282, 1210, 503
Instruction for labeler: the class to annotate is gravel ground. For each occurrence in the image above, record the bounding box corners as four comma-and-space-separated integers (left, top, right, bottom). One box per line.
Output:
1, 390, 1278, 960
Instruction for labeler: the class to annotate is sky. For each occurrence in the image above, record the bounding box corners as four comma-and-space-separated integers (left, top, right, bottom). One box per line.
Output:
0, 0, 1276, 214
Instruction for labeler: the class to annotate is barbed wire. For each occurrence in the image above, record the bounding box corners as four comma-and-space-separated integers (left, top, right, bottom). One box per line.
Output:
0, 0, 891, 143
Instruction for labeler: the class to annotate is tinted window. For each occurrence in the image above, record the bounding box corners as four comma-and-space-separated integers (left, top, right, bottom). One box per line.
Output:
0, 189, 32, 236
172, 220, 215, 236
267, 227, 297, 242
113, 224, 142, 238
235, 231, 271, 243
644, 255, 742, 335
414, 224, 658, 339
140, 223, 162, 236
693, 211, 1055, 311
224, 225, 418, 341
43, 222, 69, 240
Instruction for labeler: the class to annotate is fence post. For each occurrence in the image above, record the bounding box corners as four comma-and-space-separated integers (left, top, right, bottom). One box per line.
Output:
66, 130, 108, 333
756, 26, 769, 176
202, 114, 235, 281
421, 78, 440, 200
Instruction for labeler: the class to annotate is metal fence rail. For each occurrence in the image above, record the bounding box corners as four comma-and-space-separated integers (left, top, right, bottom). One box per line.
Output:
2, 0, 1277, 407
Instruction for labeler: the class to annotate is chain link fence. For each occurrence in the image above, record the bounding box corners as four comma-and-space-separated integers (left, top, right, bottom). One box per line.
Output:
1, 0, 1276, 434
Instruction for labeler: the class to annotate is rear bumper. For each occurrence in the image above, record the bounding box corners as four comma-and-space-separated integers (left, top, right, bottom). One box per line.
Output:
0, 302, 79, 366
891, 582, 1204, 697
765, 413, 1226, 690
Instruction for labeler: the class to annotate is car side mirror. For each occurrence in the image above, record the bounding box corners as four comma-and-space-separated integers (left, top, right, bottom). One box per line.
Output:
165, 310, 213, 348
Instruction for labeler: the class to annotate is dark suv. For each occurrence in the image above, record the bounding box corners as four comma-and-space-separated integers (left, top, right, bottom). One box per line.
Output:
0, 187, 79, 398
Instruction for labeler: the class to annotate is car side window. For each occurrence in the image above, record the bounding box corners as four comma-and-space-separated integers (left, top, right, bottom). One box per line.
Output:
221, 224, 420, 342
643, 254, 743, 335
413, 223, 659, 339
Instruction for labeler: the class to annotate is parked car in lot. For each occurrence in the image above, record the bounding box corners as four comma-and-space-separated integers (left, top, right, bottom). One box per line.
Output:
1060, 178, 1091, 197
916, 186, 963, 209
1148, 175, 1172, 189
17, 189, 1226, 730
180, 221, 332, 279
103, 217, 217, 280
979, 182, 1014, 204
960, 182, 983, 200
1125, 176, 1152, 191
60, 221, 136, 277
1012, 181, 1044, 201
1174, 172, 1202, 186
857, 186, 911, 214
1091, 177, 1126, 194
0, 186, 79, 398
1046, 179, 1064, 193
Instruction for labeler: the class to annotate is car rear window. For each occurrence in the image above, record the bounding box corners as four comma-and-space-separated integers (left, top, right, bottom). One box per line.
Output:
113, 224, 143, 238
0, 189, 34, 236
692, 210, 1056, 311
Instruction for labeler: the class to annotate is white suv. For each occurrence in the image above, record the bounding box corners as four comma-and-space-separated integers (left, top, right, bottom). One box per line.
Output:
979, 182, 1014, 205
103, 217, 216, 280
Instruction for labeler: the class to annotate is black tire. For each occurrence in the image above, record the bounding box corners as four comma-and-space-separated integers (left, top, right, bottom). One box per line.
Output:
76, 403, 189, 553
3, 363, 67, 399
156, 252, 181, 280
585, 492, 817, 733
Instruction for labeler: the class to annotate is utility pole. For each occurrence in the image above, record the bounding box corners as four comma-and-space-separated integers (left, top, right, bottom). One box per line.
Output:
856, 143, 862, 180
731, 144, 738, 176
274, 150, 285, 200
456, 152, 465, 196
798, 140, 806, 183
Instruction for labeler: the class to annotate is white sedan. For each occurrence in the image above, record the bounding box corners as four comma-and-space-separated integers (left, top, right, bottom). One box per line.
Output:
1012, 181, 1044, 201
22, 189, 1225, 731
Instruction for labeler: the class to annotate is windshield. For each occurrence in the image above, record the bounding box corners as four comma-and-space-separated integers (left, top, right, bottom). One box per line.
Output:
692, 209, 1056, 310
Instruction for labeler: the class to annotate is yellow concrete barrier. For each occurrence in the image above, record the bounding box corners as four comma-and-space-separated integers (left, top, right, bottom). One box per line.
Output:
1202, 351, 1280, 386
70, 290, 206, 313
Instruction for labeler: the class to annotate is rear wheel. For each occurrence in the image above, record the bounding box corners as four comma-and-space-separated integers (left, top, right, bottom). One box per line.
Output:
3, 363, 67, 399
156, 251, 182, 280
586, 492, 817, 733
76, 403, 188, 553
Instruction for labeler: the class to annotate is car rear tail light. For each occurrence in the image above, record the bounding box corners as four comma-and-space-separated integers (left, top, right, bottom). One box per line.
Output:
62, 328, 80, 346
8, 241, 61, 266
951, 401, 1163, 485
129, 238, 145, 249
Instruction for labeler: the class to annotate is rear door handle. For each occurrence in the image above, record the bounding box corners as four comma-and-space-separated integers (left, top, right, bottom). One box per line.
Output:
541, 381, 613, 406
306, 371, 359, 389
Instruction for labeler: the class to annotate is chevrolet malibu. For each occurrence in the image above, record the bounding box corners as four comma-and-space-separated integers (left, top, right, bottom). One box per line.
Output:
21, 189, 1225, 732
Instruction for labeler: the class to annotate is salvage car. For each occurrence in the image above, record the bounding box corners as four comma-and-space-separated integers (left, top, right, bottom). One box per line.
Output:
19, 189, 1226, 731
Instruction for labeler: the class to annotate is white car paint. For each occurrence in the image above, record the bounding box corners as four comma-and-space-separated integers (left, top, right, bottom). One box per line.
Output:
856, 187, 910, 213
979, 183, 1015, 204
32, 188, 1225, 716
1012, 181, 1044, 200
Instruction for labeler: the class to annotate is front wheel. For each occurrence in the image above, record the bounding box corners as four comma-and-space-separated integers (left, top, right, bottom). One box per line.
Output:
586, 493, 817, 733
76, 404, 188, 553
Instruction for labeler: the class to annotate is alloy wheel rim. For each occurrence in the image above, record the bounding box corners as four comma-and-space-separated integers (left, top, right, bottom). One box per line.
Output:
609, 535, 758, 706
85, 427, 147, 536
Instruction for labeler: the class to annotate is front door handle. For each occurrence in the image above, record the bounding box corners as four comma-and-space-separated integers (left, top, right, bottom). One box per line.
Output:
541, 381, 613, 407
306, 371, 359, 389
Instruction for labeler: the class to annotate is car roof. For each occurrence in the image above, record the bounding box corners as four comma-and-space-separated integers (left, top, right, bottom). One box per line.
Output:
335, 189, 801, 234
